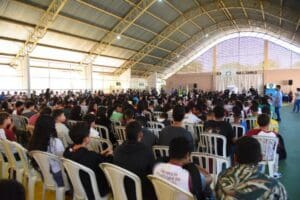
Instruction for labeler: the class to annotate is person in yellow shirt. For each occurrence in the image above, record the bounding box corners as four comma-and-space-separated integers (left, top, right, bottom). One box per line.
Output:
254, 106, 279, 133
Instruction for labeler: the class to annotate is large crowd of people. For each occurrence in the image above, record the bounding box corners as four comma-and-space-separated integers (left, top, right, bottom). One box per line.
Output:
0, 87, 289, 199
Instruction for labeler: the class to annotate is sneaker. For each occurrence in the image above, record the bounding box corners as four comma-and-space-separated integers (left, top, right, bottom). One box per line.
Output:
273, 172, 282, 179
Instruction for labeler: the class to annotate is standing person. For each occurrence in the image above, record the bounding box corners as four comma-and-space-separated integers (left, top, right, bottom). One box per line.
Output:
274, 85, 283, 122
293, 88, 300, 113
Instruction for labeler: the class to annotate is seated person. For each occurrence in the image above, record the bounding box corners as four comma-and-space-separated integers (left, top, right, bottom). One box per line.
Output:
52, 109, 73, 147
254, 106, 279, 133
158, 105, 194, 151
114, 121, 156, 200
153, 137, 212, 199
63, 123, 113, 199
0, 179, 25, 200
83, 114, 99, 137
22, 101, 37, 118
183, 102, 201, 124
157, 112, 171, 127
215, 136, 287, 199
109, 104, 123, 122
204, 106, 234, 156
247, 114, 277, 137
232, 106, 247, 132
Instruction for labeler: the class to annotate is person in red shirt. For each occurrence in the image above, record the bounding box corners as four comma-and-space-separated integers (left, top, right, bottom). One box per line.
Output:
246, 114, 277, 137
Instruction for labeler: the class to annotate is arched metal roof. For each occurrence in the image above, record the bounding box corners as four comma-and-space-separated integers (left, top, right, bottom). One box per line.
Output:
0, 0, 299, 77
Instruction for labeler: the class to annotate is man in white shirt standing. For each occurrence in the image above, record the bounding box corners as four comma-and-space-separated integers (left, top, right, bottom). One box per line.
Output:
52, 109, 73, 148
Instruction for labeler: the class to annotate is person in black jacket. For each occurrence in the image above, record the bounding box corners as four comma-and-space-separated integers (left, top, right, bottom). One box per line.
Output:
114, 121, 157, 200
63, 122, 113, 200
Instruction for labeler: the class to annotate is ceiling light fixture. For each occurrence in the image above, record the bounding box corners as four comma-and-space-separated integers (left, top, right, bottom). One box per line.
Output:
116, 35, 121, 40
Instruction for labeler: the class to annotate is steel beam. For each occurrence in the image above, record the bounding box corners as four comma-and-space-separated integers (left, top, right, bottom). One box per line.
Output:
259, 0, 267, 29
292, 16, 300, 41
10, 0, 68, 66
80, 0, 156, 65
239, 0, 251, 27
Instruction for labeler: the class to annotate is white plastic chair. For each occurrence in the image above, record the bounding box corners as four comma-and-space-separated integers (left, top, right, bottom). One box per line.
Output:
245, 117, 257, 130
232, 124, 246, 140
253, 135, 279, 177
62, 158, 109, 200
111, 121, 121, 137
30, 151, 68, 200
147, 121, 165, 129
11, 141, 39, 200
0, 140, 10, 179
152, 145, 169, 160
100, 163, 143, 200
148, 128, 161, 138
88, 137, 113, 154
94, 125, 110, 140
147, 175, 194, 200
153, 111, 163, 121
191, 152, 230, 187
115, 126, 127, 145
224, 116, 233, 123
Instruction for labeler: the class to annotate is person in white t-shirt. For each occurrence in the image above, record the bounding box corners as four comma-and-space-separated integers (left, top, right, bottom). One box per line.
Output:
154, 137, 212, 198
183, 102, 201, 124
28, 115, 66, 187
83, 113, 99, 137
52, 109, 73, 148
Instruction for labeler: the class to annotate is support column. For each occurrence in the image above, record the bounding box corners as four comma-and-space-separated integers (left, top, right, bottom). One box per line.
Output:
85, 64, 93, 91
263, 40, 269, 86
212, 46, 217, 90
20, 55, 30, 96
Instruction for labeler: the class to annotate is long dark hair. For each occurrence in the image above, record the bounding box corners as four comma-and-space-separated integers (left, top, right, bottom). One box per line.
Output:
28, 115, 57, 152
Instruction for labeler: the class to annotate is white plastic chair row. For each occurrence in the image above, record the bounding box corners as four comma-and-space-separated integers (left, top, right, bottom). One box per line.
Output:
153, 111, 163, 121
88, 137, 113, 154
114, 126, 126, 145
152, 145, 169, 160
147, 121, 165, 129
94, 125, 110, 140
232, 124, 246, 140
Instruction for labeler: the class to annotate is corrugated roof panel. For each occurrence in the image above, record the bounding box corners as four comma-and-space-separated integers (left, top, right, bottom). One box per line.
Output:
31, 46, 85, 62
60, 0, 118, 30
141, 56, 161, 65
207, 10, 227, 22
167, 0, 197, 13
159, 40, 178, 51
85, 0, 132, 17
193, 15, 214, 27
123, 25, 155, 43
40, 32, 95, 52
0, 39, 21, 54
3, 1, 43, 25
135, 12, 166, 33
94, 56, 125, 67
23, 0, 51, 7
148, 1, 179, 23
168, 31, 190, 44
149, 48, 169, 58
50, 16, 106, 41
0, 21, 32, 41
180, 22, 199, 36
102, 46, 135, 60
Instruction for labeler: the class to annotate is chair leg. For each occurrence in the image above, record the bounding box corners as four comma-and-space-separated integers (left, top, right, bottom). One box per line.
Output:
28, 176, 36, 200
16, 170, 24, 184
56, 187, 65, 200
268, 161, 274, 177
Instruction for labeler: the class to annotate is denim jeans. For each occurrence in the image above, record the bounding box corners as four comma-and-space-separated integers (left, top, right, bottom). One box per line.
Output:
293, 99, 300, 112
275, 106, 281, 121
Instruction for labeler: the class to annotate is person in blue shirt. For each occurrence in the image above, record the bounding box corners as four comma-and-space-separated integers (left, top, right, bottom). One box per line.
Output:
274, 85, 283, 122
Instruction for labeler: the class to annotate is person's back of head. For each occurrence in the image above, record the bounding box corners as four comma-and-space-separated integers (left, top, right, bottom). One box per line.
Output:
232, 106, 241, 118
0, 179, 25, 200
169, 137, 191, 163
69, 122, 90, 145
125, 120, 143, 142
213, 105, 225, 120
257, 114, 270, 128
0, 112, 10, 127
124, 108, 135, 121
40, 106, 52, 116
234, 136, 261, 165
172, 105, 185, 122
52, 109, 65, 122
261, 106, 271, 115
83, 113, 96, 127
25, 101, 34, 109
15, 101, 24, 108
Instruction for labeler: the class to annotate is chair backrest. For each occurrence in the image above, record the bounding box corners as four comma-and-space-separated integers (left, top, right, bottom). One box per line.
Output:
11, 115, 28, 131
232, 124, 246, 140
147, 175, 194, 200
62, 158, 103, 200
245, 117, 257, 130
30, 151, 63, 189
152, 145, 169, 160
100, 163, 143, 200
193, 124, 204, 142
253, 135, 279, 161
190, 152, 230, 186
94, 125, 110, 140
198, 133, 227, 158
88, 137, 113, 154
153, 111, 163, 121
148, 128, 161, 138
147, 121, 165, 129
10, 141, 31, 175
67, 120, 79, 128
1, 140, 21, 170
111, 121, 121, 136
224, 116, 233, 123
115, 126, 127, 142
